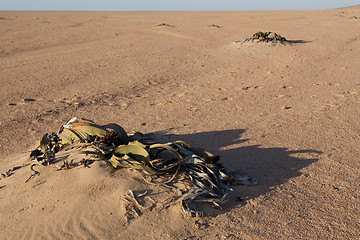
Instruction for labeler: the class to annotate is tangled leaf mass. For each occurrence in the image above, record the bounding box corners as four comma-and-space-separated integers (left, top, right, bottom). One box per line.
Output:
243, 31, 287, 43
30, 117, 257, 217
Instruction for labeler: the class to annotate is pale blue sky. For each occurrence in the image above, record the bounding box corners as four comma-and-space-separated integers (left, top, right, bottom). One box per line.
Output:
1, 0, 359, 11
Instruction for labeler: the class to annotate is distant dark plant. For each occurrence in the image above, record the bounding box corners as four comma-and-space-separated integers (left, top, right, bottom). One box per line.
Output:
242, 31, 287, 43
155, 23, 175, 27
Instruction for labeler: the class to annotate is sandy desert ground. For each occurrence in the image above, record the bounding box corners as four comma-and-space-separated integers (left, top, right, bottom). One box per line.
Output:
0, 6, 360, 239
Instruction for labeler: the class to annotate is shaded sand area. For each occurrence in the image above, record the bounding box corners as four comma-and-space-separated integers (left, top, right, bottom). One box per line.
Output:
1, 7, 360, 239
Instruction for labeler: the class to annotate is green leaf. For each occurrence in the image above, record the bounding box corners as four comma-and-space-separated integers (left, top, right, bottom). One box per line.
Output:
128, 140, 146, 148
173, 140, 211, 159
40, 133, 50, 152
108, 155, 120, 168
67, 122, 107, 137
65, 160, 70, 169
71, 129, 91, 141
113, 144, 149, 161
63, 117, 107, 137
150, 144, 183, 162
59, 128, 82, 144
128, 132, 144, 142
112, 154, 158, 175
104, 123, 129, 144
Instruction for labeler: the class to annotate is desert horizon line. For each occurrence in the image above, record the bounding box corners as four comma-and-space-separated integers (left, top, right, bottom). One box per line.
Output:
0, 4, 359, 12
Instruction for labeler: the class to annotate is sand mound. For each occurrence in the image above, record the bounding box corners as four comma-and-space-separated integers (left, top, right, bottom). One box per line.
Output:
1, 153, 193, 239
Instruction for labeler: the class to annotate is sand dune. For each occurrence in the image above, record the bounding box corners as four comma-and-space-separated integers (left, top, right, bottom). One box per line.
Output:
1, 7, 360, 239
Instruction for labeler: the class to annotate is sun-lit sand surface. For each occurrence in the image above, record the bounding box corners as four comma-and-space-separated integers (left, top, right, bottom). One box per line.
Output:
1, 7, 360, 239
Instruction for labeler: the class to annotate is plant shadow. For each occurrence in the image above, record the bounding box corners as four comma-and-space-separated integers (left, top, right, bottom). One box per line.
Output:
148, 128, 321, 216
286, 39, 312, 44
